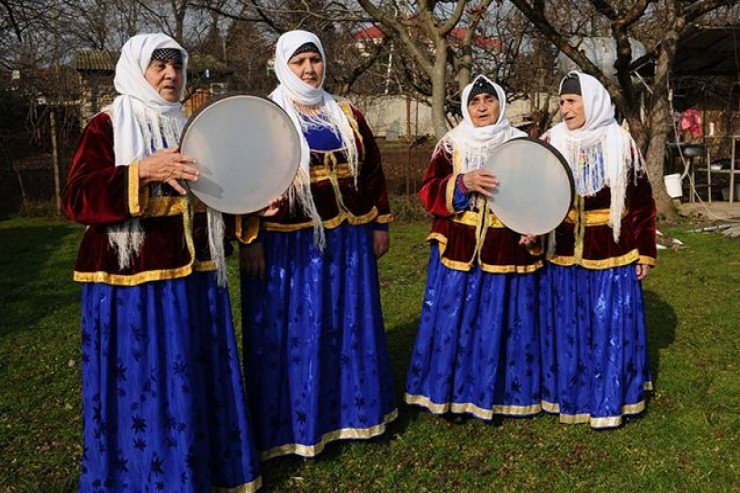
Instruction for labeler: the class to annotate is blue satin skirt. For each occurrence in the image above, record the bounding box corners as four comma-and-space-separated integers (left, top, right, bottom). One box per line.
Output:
539, 263, 652, 428
79, 271, 261, 492
241, 222, 397, 460
405, 245, 541, 420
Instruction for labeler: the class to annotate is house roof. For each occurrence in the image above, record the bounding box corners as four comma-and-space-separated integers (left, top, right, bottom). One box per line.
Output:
74, 50, 117, 71
672, 26, 740, 76
631, 26, 740, 77
352, 24, 501, 51
355, 26, 384, 40
74, 50, 232, 75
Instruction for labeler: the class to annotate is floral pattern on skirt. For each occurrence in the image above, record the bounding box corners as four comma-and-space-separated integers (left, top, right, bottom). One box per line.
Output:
241, 222, 397, 459
79, 272, 261, 492
405, 245, 541, 420
539, 263, 652, 428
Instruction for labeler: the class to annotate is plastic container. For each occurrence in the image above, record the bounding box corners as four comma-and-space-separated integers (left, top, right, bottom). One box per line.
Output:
664, 173, 683, 198
721, 186, 740, 201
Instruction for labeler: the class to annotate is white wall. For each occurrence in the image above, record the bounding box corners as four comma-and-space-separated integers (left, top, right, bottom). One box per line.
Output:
352, 93, 558, 138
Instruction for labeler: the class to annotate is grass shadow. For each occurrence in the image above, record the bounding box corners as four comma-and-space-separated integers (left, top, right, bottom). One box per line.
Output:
642, 289, 677, 388
0, 221, 82, 338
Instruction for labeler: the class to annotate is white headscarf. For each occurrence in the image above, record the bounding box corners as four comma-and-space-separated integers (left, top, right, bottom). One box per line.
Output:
105, 34, 228, 285
269, 30, 359, 176
439, 75, 525, 172
111, 33, 188, 167
545, 71, 643, 242
269, 30, 360, 248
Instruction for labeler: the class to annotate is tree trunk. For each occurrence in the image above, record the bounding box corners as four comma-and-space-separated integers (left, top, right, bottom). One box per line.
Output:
50, 110, 61, 212
644, 24, 681, 220
645, 111, 677, 220
431, 47, 449, 139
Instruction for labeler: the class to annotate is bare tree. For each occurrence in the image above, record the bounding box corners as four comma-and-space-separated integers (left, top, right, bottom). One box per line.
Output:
355, 0, 502, 137
509, 0, 738, 218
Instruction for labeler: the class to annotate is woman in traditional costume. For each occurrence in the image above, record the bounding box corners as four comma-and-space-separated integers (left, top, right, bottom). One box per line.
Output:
405, 76, 543, 422
238, 30, 396, 459
63, 33, 261, 492
539, 71, 656, 428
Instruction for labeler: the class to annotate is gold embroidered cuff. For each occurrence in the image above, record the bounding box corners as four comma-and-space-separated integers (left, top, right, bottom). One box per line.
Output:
445, 173, 461, 214
375, 213, 394, 224
638, 255, 656, 266
235, 215, 260, 244
526, 238, 545, 256
127, 161, 147, 217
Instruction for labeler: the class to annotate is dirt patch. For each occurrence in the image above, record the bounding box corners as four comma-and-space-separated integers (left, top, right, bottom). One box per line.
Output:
378, 140, 436, 196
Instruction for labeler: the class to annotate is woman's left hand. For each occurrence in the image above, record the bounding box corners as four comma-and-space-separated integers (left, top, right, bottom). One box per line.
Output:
258, 197, 284, 217
636, 263, 651, 281
374, 230, 390, 258
519, 234, 537, 246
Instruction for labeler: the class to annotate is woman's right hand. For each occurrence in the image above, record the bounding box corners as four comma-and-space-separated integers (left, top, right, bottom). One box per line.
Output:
240, 242, 266, 279
139, 147, 199, 195
461, 169, 498, 197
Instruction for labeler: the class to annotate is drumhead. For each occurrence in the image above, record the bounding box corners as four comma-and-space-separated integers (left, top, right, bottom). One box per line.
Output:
483, 137, 574, 235
180, 95, 301, 214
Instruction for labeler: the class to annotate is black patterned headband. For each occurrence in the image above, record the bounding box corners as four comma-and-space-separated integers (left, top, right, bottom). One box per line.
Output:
290, 42, 321, 60
559, 74, 581, 96
467, 78, 497, 105
150, 48, 183, 65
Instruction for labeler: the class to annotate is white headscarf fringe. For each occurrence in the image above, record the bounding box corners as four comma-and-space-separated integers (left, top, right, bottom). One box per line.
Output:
107, 219, 145, 270
546, 71, 643, 243
287, 169, 326, 250
206, 208, 228, 287
103, 34, 228, 284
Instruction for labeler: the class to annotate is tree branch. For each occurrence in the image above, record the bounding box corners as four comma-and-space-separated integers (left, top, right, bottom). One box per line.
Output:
357, 0, 435, 77
439, 0, 468, 35
685, 0, 738, 22
589, 0, 618, 20
1, 0, 23, 41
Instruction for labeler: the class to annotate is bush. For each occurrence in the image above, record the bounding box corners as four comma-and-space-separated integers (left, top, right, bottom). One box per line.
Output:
18, 200, 63, 218
389, 195, 430, 223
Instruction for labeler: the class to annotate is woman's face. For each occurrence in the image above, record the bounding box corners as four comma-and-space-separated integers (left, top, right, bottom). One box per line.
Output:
288, 52, 324, 88
559, 94, 586, 130
467, 93, 500, 128
145, 59, 183, 102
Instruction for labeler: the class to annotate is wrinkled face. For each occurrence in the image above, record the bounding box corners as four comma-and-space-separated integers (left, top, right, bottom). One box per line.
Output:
559, 94, 586, 130
467, 93, 500, 128
288, 51, 324, 88
145, 59, 183, 102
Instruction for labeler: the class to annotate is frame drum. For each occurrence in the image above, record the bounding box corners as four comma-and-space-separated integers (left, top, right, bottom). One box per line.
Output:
180, 95, 301, 214
483, 137, 575, 235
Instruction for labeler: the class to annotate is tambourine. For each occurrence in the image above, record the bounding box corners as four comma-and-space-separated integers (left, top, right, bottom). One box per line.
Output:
180, 95, 301, 214
483, 137, 575, 235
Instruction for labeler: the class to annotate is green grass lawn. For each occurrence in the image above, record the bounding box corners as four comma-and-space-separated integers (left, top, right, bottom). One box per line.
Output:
1, 216, 738, 492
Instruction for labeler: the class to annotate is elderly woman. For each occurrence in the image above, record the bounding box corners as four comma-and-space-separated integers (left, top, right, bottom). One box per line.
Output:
62, 34, 261, 491
405, 76, 543, 422
239, 30, 396, 459
539, 71, 656, 428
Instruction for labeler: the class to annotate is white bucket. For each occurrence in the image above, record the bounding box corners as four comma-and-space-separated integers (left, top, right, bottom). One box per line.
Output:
721, 186, 740, 201
664, 173, 683, 198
